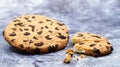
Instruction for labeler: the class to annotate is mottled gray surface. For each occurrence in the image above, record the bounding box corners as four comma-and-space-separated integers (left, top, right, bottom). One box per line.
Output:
0, 0, 120, 67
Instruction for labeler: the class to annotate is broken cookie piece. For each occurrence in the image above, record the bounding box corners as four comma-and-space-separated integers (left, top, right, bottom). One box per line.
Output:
63, 49, 74, 63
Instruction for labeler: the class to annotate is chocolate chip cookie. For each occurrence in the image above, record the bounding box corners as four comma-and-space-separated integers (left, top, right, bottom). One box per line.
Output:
3, 15, 69, 53
72, 32, 113, 57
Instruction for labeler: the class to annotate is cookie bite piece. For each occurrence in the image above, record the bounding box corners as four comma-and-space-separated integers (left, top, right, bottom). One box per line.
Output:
72, 32, 113, 57
3, 15, 69, 53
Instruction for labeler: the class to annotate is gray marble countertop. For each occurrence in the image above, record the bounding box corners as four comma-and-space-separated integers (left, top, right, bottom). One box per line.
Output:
0, 0, 120, 67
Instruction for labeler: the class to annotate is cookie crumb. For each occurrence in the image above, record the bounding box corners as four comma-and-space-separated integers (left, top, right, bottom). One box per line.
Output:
63, 49, 73, 63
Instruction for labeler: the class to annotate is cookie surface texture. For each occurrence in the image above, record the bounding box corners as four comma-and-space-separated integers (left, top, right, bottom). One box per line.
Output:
3, 15, 69, 53
72, 32, 113, 56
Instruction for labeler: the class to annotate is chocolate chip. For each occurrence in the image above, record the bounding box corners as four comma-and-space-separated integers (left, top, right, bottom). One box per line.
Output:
49, 30, 53, 33
23, 39, 28, 42
90, 44, 96, 47
99, 45, 102, 47
77, 34, 83, 37
33, 36, 38, 40
41, 27, 44, 29
107, 42, 111, 45
34, 42, 44, 46
48, 44, 58, 52
110, 46, 113, 51
24, 28, 29, 31
45, 26, 48, 29
11, 39, 15, 42
11, 28, 16, 31
45, 35, 52, 40
79, 42, 84, 45
62, 29, 64, 30
37, 31, 42, 35
24, 32, 30, 36
29, 40, 33, 44
39, 21, 43, 23
3, 31, 5, 36
55, 27, 59, 30
94, 40, 100, 43
14, 22, 24, 27
29, 25, 35, 32
32, 16, 35, 18
20, 44, 24, 48
66, 32, 68, 34
9, 32, 16, 36
57, 33, 66, 39
57, 23, 65, 26
106, 46, 109, 50
13, 20, 20, 22
93, 48, 100, 54
34, 47, 40, 53
24, 17, 28, 20
91, 35, 101, 39
46, 19, 51, 21
19, 28, 23, 31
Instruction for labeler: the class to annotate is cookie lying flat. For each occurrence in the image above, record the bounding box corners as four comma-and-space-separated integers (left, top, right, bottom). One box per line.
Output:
3, 15, 69, 53
72, 32, 108, 45
74, 41, 113, 56
72, 32, 113, 57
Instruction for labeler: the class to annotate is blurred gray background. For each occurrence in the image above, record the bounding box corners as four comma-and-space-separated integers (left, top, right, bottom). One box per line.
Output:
0, 0, 120, 67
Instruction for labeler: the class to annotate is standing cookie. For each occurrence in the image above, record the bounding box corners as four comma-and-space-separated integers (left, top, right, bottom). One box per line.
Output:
3, 15, 69, 53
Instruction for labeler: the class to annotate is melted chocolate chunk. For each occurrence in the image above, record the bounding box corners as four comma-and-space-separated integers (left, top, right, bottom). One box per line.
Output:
93, 48, 100, 54
57, 23, 65, 26
90, 44, 96, 47
33, 36, 38, 40
77, 34, 83, 37
32, 16, 35, 18
39, 21, 43, 23
57, 33, 66, 39
3, 31, 5, 36
107, 42, 111, 45
37, 31, 42, 35
94, 40, 100, 43
106, 46, 109, 50
55, 27, 59, 30
24, 32, 30, 36
11, 39, 15, 42
23, 39, 28, 42
13, 20, 20, 22
29, 40, 33, 44
49, 30, 53, 33
66, 32, 68, 34
29, 25, 35, 32
79, 42, 84, 45
20, 44, 24, 48
11, 28, 16, 31
41, 27, 44, 29
19, 28, 23, 31
34, 42, 44, 46
24, 28, 29, 31
48, 44, 58, 52
45, 26, 48, 29
99, 45, 102, 47
46, 19, 51, 21
34, 47, 40, 53
14, 23, 24, 27
91, 35, 101, 39
9, 32, 16, 36
45, 35, 52, 40
110, 46, 113, 51
24, 17, 28, 20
